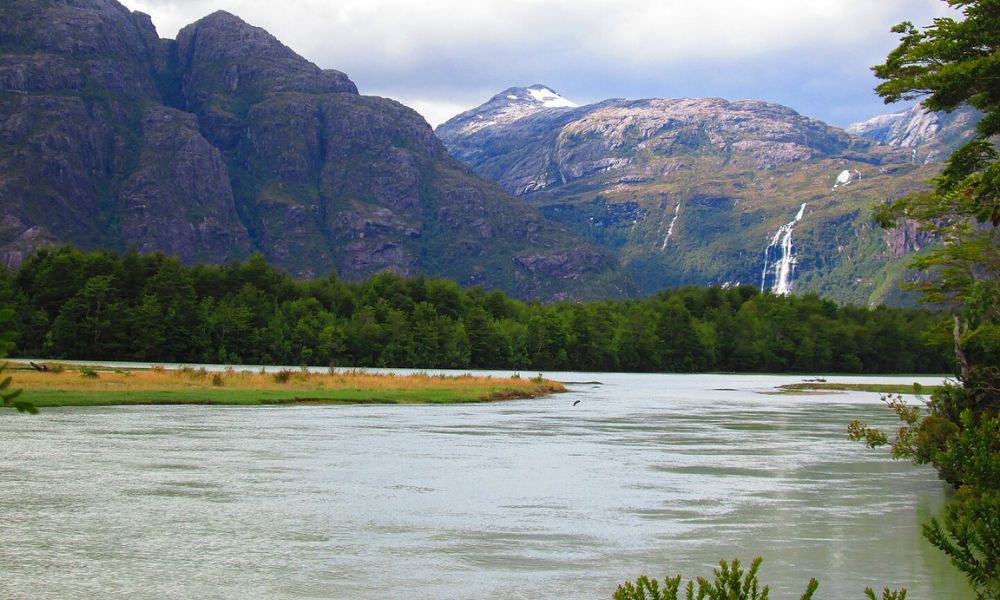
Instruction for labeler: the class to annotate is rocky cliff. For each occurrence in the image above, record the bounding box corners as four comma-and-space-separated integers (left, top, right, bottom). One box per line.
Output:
0, 2, 631, 300
438, 87, 967, 305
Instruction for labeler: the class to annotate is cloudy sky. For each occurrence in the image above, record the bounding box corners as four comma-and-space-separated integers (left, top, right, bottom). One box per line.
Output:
118, 0, 956, 128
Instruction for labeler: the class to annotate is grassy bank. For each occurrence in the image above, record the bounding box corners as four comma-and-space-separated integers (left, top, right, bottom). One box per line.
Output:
9, 363, 565, 407
777, 381, 941, 395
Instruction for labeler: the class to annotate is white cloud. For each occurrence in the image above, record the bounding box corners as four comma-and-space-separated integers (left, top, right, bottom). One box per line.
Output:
119, 0, 960, 127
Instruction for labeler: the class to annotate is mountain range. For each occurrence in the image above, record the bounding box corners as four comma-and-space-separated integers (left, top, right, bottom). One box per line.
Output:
0, 1, 980, 304
0, 0, 631, 300
437, 85, 979, 305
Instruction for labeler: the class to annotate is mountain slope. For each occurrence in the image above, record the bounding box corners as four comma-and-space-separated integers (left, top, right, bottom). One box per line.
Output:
0, 2, 632, 300
0, 0, 252, 267
846, 103, 980, 163
438, 88, 959, 305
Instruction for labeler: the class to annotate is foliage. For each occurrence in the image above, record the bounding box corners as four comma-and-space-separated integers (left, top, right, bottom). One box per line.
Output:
923, 487, 1000, 600
864, 587, 907, 600
0, 306, 33, 414
859, 3, 1000, 596
3, 246, 952, 374
613, 557, 819, 600
872, 0, 1000, 314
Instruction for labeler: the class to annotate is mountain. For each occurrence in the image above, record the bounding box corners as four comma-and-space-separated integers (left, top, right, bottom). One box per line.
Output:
437, 87, 965, 305
0, 2, 632, 301
846, 104, 980, 163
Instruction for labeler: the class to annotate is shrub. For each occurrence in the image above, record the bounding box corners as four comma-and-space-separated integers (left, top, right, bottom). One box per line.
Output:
614, 558, 818, 600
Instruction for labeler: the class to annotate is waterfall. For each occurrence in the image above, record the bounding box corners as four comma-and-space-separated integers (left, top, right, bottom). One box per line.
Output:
760, 203, 806, 295
660, 201, 681, 250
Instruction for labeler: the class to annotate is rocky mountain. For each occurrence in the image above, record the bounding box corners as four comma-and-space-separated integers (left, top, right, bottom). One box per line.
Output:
0, 2, 632, 301
437, 88, 968, 305
846, 104, 980, 164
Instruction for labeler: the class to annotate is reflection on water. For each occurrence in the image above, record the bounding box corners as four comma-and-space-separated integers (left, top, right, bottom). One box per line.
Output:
0, 372, 970, 599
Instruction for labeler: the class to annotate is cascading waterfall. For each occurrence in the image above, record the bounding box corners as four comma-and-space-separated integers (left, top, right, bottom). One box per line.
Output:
660, 201, 681, 250
760, 203, 806, 295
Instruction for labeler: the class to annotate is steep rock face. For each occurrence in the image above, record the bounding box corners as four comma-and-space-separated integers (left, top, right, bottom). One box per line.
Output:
167, 12, 632, 298
0, 0, 250, 267
175, 11, 357, 107
117, 105, 251, 260
0, 0, 161, 99
0, 3, 631, 300
438, 86, 957, 305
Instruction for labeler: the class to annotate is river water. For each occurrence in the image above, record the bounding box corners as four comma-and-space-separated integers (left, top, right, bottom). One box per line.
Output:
0, 371, 970, 599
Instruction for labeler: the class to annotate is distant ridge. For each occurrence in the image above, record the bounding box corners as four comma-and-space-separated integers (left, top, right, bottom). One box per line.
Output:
437, 87, 973, 305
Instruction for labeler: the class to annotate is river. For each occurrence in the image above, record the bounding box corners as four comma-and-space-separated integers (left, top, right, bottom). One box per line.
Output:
0, 371, 970, 599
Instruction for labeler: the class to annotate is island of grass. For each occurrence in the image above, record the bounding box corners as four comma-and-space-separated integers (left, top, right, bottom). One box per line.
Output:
776, 381, 943, 395
10, 363, 566, 407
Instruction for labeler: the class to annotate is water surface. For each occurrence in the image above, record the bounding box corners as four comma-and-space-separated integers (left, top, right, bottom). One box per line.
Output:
0, 372, 969, 599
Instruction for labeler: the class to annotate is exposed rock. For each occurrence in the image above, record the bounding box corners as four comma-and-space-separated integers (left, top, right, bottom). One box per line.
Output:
117, 105, 251, 262
883, 219, 933, 259
437, 85, 966, 305
0, 2, 631, 300
847, 104, 981, 163
174, 11, 357, 115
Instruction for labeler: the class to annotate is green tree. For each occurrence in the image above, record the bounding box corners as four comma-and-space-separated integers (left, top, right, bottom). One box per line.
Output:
873, 1, 1000, 330
856, 2, 1000, 597
0, 307, 33, 414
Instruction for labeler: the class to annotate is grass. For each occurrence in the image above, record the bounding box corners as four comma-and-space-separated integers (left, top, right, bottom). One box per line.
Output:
8, 363, 566, 407
776, 381, 941, 395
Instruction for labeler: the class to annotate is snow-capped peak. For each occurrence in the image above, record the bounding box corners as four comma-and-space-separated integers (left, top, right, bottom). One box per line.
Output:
440, 85, 580, 136
526, 86, 578, 108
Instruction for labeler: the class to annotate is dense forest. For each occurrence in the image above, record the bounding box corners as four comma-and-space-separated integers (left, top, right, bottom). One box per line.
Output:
0, 246, 953, 373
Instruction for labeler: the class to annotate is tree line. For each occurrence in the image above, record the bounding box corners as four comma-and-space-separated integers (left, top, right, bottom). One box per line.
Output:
0, 245, 952, 373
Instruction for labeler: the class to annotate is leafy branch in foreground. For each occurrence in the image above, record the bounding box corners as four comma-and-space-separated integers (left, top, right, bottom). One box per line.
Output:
850, 393, 999, 598
0, 306, 32, 414
861, 1, 1000, 596
864, 587, 907, 600
613, 557, 820, 600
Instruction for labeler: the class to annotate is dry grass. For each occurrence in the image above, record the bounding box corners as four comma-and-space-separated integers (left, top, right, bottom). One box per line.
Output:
9, 362, 566, 407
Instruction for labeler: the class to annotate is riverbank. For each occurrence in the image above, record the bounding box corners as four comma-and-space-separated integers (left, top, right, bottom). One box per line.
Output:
9, 362, 565, 407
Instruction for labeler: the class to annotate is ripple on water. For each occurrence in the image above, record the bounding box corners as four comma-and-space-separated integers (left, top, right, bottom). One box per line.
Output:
0, 372, 970, 600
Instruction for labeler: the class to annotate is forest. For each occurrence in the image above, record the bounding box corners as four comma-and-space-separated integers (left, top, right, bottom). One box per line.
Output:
0, 245, 952, 374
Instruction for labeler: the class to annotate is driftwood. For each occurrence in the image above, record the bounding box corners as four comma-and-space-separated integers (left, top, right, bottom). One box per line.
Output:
28, 361, 49, 372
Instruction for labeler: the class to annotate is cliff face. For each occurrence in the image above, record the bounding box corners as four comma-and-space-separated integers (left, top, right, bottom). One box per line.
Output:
0, 3, 631, 300
0, 0, 250, 268
437, 87, 969, 305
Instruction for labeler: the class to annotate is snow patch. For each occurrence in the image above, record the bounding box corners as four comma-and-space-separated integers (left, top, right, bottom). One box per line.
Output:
527, 87, 578, 108
833, 169, 861, 190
